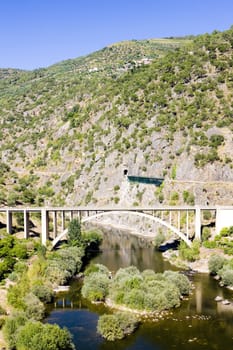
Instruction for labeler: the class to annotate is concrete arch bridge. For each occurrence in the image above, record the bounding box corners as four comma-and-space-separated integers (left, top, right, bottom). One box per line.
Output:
0, 206, 233, 249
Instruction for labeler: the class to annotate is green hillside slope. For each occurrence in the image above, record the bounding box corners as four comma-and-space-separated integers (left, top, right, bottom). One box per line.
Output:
0, 30, 232, 207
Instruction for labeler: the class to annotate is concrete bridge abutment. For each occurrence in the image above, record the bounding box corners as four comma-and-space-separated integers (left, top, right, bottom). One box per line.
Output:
216, 207, 233, 234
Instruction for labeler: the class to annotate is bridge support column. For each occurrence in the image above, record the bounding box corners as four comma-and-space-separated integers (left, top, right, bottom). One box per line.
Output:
169, 211, 172, 225
53, 211, 57, 238
195, 206, 201, 240
41, 209, 49, 245
177, 211, 180, 231
6, 210, 13, 234
23, 210, 30, 239
61, 211, 65, 231
186, 211, 189, 237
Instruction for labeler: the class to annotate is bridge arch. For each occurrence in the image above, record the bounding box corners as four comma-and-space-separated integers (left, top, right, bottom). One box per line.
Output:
52, 210, 192, 248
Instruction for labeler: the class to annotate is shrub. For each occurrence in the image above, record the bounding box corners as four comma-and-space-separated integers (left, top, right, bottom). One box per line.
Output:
84, 263, 110, 277
219, 268, 233, 286
220, 226, 233, 237
182, 190, 195, 205
203, 210, 212, 221
202, 227, 211, 241
24, 293, 45, 321
0, 317, 5, 329
81, 272, 110, 301
97, 312, 138, 341
154, 232, 165, 248
32, 283, 54, 303
179, 240, 200, 262
163, 271, 191, 295
7, 275, 30, 309
110, 269, 181, 312
141, 269, 156, 281
3, 312, 27, 349
203, 240, 217, 249
11, 242, 28, 259
46, 246, 85, 285
220, 227, 230, 237
46, 262, 69, 286
0, 305, 6, 315
16, 321, 75, 350
209, 134, 224, 148
82, 229, 103, 248
208, 254, 226, 275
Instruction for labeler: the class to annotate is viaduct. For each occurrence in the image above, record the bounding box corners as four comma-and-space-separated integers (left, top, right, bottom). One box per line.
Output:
0, 206, 233, 248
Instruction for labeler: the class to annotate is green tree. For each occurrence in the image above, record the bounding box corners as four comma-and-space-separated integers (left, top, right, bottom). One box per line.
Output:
16, 321, 75, 350
208, 254, 226, 275
97, 312, 138, 341
67, 219, 82, 246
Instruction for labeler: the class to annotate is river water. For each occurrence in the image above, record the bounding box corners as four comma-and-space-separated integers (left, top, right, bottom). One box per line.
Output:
45, 229, 233, 350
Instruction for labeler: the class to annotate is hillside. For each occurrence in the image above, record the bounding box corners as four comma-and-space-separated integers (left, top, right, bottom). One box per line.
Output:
0, 30, 233, 208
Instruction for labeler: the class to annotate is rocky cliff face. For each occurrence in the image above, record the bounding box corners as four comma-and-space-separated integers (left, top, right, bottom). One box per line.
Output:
0, 31, 233, 207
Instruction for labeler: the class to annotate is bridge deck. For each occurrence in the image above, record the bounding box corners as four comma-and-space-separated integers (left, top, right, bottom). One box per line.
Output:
0, 205, 226, 213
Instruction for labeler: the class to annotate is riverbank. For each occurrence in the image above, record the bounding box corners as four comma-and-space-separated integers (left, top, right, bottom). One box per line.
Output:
104, 298, 174, 321
162, 246, 229, 274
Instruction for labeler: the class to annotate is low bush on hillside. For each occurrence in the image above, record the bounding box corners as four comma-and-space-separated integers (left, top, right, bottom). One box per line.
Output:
204, 226, 233, 255
0, 235, 28, 281
202, 227, 211, 241
178, 240, 200, 262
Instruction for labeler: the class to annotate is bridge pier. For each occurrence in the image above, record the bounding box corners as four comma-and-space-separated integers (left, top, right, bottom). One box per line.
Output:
41, 209, 49, 245
53, 211, 57, 238
177, 211, 180, 231
195, 206, 201, 240
23, 210, 30, 239
6, 210, 13, 234
186, 211, 189, 237
61, 211, 65, 231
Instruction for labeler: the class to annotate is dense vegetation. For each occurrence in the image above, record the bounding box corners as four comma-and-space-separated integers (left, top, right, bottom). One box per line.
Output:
203, 226, 233, 255
209, 254, 233, 287
82, 264, 191, 340
0, 28, 233, 207
0, 220, 102, 349
208, 226, 233, 288
97, 312, 139, 341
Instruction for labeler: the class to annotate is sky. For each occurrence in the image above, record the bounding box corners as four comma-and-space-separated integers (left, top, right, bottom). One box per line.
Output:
1, 0, 233, 70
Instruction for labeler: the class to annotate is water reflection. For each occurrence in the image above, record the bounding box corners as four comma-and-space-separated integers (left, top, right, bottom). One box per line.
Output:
90, 228, 177, 273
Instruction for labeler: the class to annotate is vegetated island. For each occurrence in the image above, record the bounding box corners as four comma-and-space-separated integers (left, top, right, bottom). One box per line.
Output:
81, 264, 191, 341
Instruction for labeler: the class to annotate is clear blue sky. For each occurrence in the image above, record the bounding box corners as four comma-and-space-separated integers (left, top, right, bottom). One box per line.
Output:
1, 0, 233, 70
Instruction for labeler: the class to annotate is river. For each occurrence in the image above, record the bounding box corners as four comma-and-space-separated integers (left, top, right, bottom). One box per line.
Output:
45, 229, 233, 350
